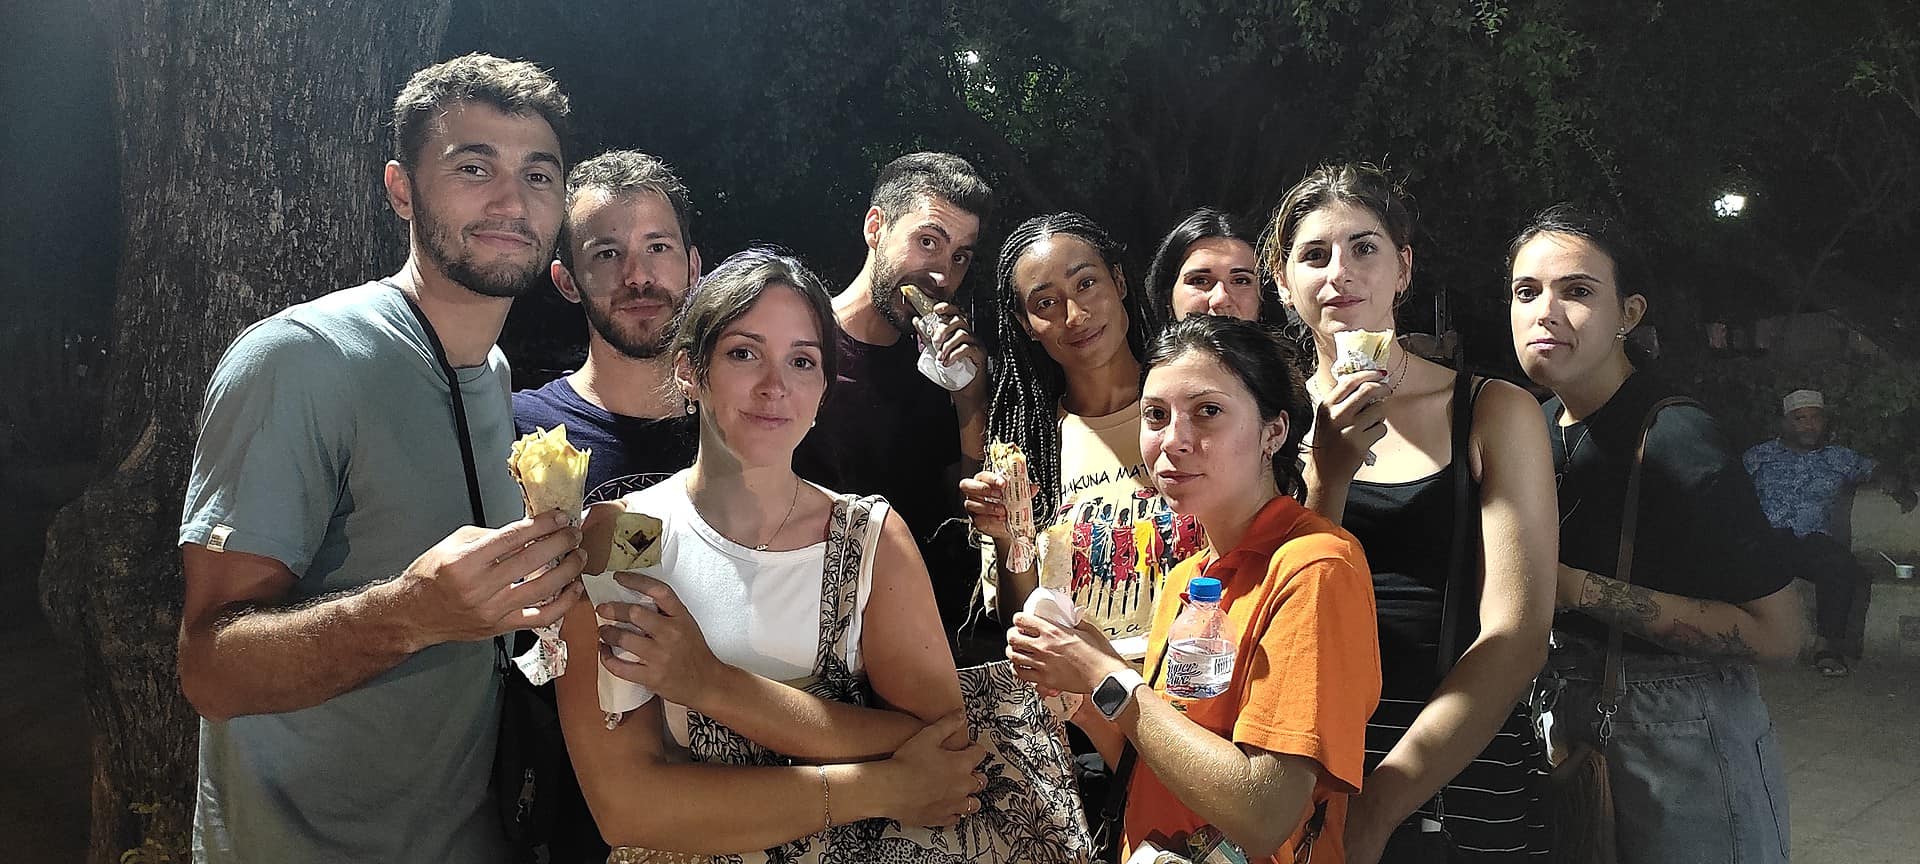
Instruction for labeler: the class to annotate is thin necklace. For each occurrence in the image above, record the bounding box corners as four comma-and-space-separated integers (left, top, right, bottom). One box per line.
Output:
1555, 415, 1590, 490
754, 478, 803, 552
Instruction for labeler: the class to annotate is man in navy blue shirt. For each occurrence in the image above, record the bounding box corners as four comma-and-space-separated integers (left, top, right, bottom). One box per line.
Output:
515, 150, 701, 503
1745, 389, 1915, 675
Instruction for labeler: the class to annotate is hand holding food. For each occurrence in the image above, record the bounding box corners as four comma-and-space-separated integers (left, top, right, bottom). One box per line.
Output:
1330, 328, 1393, 376
987, 442, 1037, 572
505, 425, 592, 684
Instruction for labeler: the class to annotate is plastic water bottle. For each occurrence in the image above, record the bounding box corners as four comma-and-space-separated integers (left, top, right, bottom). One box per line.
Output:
1165, 576, 1235, 699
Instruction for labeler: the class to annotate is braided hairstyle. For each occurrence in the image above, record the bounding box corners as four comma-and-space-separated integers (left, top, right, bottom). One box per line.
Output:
986, 212, 1150, 522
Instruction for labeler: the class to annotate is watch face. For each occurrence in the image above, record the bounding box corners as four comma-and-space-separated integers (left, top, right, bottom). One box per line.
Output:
1093, 677, 1129, 718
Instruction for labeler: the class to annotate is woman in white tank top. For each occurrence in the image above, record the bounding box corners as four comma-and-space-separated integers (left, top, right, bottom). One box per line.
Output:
553, 249, 986, 862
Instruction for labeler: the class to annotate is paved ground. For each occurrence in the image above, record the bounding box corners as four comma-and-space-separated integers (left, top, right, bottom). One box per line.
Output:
1763, 577, 1920, 864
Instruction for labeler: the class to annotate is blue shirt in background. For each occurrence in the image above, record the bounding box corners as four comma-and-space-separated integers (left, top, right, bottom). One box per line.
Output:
1743, 438, 1873, 537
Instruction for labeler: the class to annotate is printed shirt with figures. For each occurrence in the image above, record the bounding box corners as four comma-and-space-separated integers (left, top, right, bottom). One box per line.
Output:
981, 400, 1206, 648
1742, 438, 1873, 537
1128, 495, 1381, 864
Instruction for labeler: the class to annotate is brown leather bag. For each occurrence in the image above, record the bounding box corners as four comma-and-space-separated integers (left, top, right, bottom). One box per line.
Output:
1548, 396, 1695, 864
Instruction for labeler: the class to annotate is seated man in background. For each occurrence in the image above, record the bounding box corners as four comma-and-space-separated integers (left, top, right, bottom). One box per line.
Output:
1745, 388, 1917, 676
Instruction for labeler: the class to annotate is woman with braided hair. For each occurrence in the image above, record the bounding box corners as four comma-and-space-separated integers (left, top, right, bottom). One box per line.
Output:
961, 213, 1204, 658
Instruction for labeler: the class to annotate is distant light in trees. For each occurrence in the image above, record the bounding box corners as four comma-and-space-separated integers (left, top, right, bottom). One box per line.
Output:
1713, 191, 1748, 218
961, 50, 981, 65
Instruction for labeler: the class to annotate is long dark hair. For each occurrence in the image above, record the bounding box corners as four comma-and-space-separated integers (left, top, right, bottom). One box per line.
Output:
986, 212, 1149, 520
1143, 207, 1276, 335
1145, 315, 1312, 499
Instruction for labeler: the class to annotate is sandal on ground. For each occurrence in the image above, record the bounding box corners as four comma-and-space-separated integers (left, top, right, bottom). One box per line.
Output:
1812, 649, 1851, 678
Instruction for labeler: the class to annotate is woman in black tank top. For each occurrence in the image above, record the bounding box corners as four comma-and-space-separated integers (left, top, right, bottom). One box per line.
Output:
1260, 165, 1559, 863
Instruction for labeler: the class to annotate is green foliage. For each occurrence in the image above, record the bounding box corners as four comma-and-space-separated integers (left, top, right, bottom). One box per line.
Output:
463, 0, 1920, 425
1683, 352, 1920, 483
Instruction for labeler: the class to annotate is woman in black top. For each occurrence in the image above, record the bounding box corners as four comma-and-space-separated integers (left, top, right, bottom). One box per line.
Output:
1507, 205, 1802, 864
1275, 164, 1558, 863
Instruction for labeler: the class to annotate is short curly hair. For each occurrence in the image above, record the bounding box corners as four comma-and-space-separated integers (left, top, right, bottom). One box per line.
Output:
391, 53, 571, 172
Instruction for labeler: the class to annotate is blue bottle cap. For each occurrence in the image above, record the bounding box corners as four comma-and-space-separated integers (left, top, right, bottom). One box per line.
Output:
1189, 576, 1222, 603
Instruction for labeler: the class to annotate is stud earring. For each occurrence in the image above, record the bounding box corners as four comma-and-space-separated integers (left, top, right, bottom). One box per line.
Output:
1615, 328, 1629, 341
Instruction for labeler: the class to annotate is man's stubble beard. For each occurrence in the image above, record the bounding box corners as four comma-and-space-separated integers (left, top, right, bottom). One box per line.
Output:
414, 190, 552, 299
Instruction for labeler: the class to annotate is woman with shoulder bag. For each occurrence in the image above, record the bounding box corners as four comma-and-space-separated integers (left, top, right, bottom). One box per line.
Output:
1507, 205, 1804, 864
553, 249, 989, 863
1274, 164, 1558, 863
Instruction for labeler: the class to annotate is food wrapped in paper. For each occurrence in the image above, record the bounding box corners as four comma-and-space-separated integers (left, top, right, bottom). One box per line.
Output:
1330, 328, 1393, 376
988, 441, 1037, 573
508, 424, 591, 523
606, 510, 664, 572
505, 425, 592, 685
581, 509, 670, 727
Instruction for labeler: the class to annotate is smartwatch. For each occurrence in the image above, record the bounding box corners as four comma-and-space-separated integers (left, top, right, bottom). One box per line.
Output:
1092, 668, 1147, 721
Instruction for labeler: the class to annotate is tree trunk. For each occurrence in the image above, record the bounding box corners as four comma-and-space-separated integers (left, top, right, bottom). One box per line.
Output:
39, 3, 450, 860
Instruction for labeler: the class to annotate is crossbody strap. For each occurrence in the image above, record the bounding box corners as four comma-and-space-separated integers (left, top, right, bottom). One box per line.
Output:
1599, 396, 1700, 736
1436, 348, 1481, 681
389, 281, 506, 670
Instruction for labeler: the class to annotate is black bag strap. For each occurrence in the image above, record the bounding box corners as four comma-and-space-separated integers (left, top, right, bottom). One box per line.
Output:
1599, 396, 1699, 733
389, 281, 507, 670
1435, 347, 1482, 681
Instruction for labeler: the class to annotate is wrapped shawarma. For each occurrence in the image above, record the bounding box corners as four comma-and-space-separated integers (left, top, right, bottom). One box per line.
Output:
1331, 328, 1393, 376
508, 425, 591, 523
505, 425, 592, 685
583, 508, 668, 727
988, 441, 1037, 573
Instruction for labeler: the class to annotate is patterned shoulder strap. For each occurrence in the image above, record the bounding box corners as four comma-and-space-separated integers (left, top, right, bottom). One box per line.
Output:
812, 494, 882, 698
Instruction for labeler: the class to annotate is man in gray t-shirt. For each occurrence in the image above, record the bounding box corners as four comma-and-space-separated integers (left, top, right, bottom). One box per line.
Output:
176, 55, 582, 863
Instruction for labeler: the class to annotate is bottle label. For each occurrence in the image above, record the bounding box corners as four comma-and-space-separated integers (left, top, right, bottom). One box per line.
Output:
1165, 638, 1235, 700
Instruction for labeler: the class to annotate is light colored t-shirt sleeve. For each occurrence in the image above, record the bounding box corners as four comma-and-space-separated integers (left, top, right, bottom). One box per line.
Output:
179, 317, 351, 576
1231, 551, 1381, 795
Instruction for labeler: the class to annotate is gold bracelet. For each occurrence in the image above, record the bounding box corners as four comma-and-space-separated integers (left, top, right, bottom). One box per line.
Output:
818, 764, 833, 830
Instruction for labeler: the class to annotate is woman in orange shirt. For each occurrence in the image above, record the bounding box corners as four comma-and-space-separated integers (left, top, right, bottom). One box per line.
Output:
1009, 314, 1382, 863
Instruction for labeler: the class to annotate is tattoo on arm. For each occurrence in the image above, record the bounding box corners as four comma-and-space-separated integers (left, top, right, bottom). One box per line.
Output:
1575, 575, 1758, 658
1664, 620, 1756, 658
1577, 573, 1659, 628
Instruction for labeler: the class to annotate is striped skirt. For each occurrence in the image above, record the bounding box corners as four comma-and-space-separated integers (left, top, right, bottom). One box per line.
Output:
1364, 696, 1551, 860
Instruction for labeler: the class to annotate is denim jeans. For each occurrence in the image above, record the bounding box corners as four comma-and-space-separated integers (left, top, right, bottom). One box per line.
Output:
1545, 635, 1790, 864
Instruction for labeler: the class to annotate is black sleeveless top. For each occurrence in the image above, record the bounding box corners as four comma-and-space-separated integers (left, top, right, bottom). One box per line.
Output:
1346, 459, 1474, 700
1341, 378, 1550, 858
1343, 374, 1488, 699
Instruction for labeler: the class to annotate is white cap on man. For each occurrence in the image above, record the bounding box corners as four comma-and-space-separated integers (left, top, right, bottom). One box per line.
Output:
1782, 389, 1825, 415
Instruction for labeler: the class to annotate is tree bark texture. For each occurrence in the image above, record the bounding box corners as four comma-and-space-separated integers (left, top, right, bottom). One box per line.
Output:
40, 3, 451, 860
